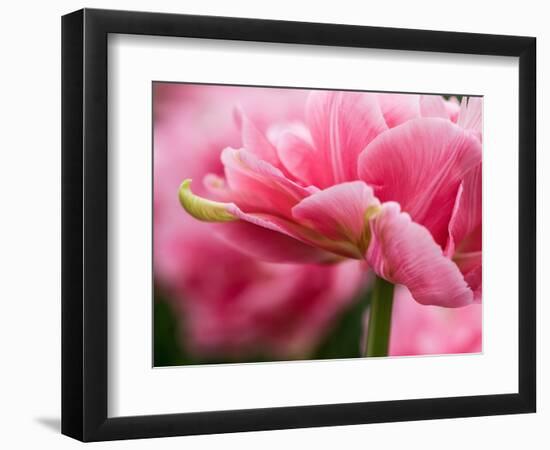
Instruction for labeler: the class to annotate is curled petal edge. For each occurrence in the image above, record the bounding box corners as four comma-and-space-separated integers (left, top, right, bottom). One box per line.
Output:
178, 179, 237, 223
367, 202, 475, 308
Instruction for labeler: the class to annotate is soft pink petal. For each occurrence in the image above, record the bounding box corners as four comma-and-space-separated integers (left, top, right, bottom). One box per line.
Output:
234, 207, 366, 261
203, 173, 234, 201
457, 97, 483, 140
451, 251, 482, 302
276, 131, 322, 186
358, 118, 481, 247
465, 265, 482, 302
292, 181, 380, 257
213, 220, 334, 263
224, 201, 363, 261
367, 202, 474, 307
221, 148, 315, 217
234, 108, 281, 167
378, 93, 455, 127
446, 163, 482, 256
419, 95, 448, 118
306, 91, 388, 186
377, 93, 422, 128
266, 120, 311, 147
446, 164, 482, 300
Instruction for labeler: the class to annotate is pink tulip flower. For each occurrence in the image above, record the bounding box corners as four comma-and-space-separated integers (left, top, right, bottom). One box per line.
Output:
154, 84, 366, 358
180, 90, 482, 308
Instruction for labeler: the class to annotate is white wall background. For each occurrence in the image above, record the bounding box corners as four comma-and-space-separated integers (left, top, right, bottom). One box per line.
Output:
0, 1, 546, 448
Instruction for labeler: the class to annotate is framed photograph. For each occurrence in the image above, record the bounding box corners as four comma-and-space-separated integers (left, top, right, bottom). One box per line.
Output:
61, 8, 536, 442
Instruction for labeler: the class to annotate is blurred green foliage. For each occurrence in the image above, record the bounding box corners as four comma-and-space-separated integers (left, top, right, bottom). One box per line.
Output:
153, 298, 187, 367
312, 287, 371, 359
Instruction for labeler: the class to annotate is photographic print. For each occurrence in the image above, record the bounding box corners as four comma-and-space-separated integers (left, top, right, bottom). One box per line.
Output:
153, 83, 482, 367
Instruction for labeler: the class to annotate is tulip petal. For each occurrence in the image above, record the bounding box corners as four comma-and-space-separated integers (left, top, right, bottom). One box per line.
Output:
446, 164, 482, 300
235, 108, 281, 167
226, 199, 357, 263
306, 91, 388, 186
276, 131, 324, 187
228, 205, 365, 261
465, 265, 482, 303
377, 93, 421, 128
213, 220, 336, 263
367, 202, 473, 307
457, 97, 483, 139
221, 148, 315, 217
202, 173, 234, 202
419, 95, 448, 118
358, 118, 481, 247
378, 94, 452, 127
292, 181, 380, 256
446, 163, 482, 256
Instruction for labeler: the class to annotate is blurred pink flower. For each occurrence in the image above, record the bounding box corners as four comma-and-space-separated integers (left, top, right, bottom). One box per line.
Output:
363, 286, 481, 356
154, 84, 366, 358
180, 91, 482, 307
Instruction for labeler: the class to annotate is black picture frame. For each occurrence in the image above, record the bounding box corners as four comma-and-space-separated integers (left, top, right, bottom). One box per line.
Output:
62, 8, 536, 442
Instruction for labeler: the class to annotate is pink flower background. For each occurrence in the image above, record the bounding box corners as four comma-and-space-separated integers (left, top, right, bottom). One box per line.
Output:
154, 83, 482, 365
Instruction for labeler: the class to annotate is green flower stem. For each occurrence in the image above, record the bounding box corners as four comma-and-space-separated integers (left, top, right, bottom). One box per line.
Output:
365, 276, 395, 357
